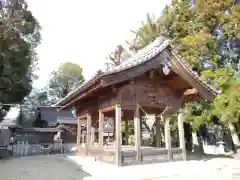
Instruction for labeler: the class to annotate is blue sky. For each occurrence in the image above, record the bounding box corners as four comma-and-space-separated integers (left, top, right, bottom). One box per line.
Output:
26, 0, 171, 89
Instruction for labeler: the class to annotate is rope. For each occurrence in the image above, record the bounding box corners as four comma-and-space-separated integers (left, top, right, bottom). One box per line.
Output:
137, 104, 148, 116
138, 104, 171, 118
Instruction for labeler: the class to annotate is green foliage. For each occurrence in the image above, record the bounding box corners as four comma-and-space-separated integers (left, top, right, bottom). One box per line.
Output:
121, 120, 134, 136
183, 101, 215, 130
129, 0, 240, 127
0, 0, 41, 121
47, 62, 85, 102
129, 14, 161, 51
24, 88, 51, 106
202, 68, 240, 122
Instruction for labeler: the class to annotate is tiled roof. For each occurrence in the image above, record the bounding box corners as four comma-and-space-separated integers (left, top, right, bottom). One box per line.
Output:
55, 37, 171, 106
38, 107, 75, 124
104, 37, 170, 75
55, 36, 219, 106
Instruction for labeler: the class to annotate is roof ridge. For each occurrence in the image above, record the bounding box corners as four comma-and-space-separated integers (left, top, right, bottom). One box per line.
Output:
55, 37, 171, 106
104, 38, 170, 75
55, 36, 220, 106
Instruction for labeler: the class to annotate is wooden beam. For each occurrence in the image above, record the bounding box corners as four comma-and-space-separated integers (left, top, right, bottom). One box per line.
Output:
183, 88, 197, 96
178, 108, 186, 160
99, 105, 116, 113
165, 49, 216, 101
99, 111, 104, 155
90, 127, 95, 147
77, 117, 82, 153
119, 105, 137, 110
60, 84, 101, 110
149, 70, 154, 79
134, 105, 141, 163
163, 115, 173, 161
155, 115, 161, 147
115, 105, 122, 166
78, 114, 89, 120
86, 115, 91, 155
140, 118, 143, 146
101, 53, 166, 87
125, 119, 129, 145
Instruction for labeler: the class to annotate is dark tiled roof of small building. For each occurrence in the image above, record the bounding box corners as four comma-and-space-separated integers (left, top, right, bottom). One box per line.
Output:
38, 107, 75, 124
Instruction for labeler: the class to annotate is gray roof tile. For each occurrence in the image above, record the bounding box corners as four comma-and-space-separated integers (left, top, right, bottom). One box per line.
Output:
55, 36, 219, 106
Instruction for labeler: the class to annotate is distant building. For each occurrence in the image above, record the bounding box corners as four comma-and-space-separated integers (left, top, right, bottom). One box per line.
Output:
32, 107, 77, 143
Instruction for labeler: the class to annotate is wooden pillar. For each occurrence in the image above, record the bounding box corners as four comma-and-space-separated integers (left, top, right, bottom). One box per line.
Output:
77, 117, 82, 152
99, 111, 104, 150
178, 108, 186, 160
86, 115, 91, 155
134, 105, 141, 163
115, 105, 122, 166
125, 119, 129, 145
155, 115, 161, 147
140, 118, 143, 145
90, 127, 95, 146
163, 115, 172, 161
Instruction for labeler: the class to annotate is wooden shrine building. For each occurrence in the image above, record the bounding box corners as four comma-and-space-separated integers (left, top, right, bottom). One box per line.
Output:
55, 37, 218, 166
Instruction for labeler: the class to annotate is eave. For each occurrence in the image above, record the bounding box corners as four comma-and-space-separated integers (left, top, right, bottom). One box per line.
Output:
55, 37, 219, 109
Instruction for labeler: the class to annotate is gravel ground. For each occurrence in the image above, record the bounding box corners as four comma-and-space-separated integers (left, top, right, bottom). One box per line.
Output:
1, 154, 240, 180
0, 154, 91, 180
145, 158, 240, 180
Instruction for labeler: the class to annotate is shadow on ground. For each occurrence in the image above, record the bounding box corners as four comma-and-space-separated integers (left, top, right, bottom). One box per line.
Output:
186, 151, 234, 162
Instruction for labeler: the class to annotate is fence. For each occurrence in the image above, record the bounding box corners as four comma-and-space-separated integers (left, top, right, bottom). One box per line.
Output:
0, 128, 11, 147
11, 141, 77, 157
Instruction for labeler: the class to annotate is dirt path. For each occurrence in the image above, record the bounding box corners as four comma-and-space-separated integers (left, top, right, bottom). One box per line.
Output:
0, 154, 91, 180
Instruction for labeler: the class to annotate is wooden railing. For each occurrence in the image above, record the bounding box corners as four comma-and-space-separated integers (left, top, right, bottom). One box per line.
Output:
86, 146, 183, 166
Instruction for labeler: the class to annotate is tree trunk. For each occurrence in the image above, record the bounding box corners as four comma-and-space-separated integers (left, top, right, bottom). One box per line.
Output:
191, 131, 204, 153
228, 122, 240, 147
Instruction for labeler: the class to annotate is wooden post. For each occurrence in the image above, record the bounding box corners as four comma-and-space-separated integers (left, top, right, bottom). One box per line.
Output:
90, 127, 95, 147
134, 105, 141, 163
113, 117, 115, 140
77, 117, 82, 153
115, 105, 122, 166
155, 115, 161, 147
163, 116, 172, 161
86, 115, 91, 155
178, 108, 186, 160
125, 119, 129, 145
140, 118, 143, 145
99, 111, 104, 151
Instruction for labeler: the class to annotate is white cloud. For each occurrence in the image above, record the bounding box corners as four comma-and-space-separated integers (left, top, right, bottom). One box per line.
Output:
26, 0, 171, 88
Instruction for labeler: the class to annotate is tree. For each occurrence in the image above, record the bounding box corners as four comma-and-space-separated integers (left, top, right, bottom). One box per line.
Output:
0, 0, 41, 122
24, 88, 51, 106
130, 1, 240, 70
15, 88, 51, 127
201, 68, 240, 145
47, 62, 85, 102
129, 0, 240, 147
127, 14, 161, 52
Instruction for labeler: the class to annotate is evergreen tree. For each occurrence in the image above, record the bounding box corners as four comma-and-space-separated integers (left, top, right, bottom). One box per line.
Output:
129, 0, 240, 146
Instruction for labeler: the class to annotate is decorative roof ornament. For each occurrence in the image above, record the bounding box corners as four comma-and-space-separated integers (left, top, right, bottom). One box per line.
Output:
55, 36, 219, 107
162, 64, 170, 75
